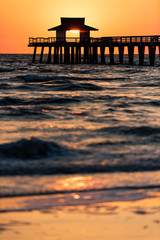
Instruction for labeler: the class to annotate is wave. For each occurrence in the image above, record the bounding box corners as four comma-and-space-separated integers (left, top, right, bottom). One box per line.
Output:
0, 137, 75, 160
21, 74, 61, 82
1, 93, 159, 111
1, 184, 160, 199
58, 82, 103, 91
0, 96, 25, 106
0, 67, 14, 72
20, 74, 90, 82
140, 100, 160, 107
0, 83, 10, 89
0, 136, 160, 176
1, 159, 160, 176
122, 126, 160, 136
2, 163, 160, 176
0, 96, 81, 107
97, 126, 160, 137
137, 82, 160, 87
15, 74, 103, 92
19, 74, 127, 84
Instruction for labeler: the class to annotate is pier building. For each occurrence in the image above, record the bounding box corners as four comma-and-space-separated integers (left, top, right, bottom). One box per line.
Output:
48, 17, 98, 42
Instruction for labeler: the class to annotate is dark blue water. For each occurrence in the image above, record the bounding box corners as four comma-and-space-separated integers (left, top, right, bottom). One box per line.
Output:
0, 54, 160, 207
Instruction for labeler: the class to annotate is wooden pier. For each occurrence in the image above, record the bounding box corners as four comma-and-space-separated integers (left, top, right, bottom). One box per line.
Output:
28, 35, 160, 66
28, 17, 160, 66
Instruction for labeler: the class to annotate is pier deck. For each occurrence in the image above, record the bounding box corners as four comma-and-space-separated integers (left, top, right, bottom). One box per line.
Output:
28, 35, 160, 65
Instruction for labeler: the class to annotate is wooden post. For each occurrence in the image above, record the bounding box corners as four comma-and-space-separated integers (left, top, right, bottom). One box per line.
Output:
149, 45, 156, 66
83, 47, 86, 64
100, 46, 105, 64
47, 46, 52, 63
93, 46, 98, 63
71, 46, 74, 64
90, 47, 94, 63
54, 47, 56, 63
119, 45, 124, 64
32, 46, 37, 63
57, 47, 59, 63
109, 46, 114, 64
138, 45, 145, 65
52, 47, 54, 63
64, 46, 70, 64
40, 46, 44, 63
89, 47, 91, 63
54, 47, 59, 63
60, 47, 63, 64
83, 46, 89, 64
128, 45, 134, 65
87, 46, 90, 63
79, 47, 81, 64
76, 46, 79, 64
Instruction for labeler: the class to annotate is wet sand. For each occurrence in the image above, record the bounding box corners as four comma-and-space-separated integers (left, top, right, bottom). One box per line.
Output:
1, 196, 160, 240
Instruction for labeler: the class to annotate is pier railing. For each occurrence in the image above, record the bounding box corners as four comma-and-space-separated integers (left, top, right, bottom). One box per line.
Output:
29, 35, 160, 45
29, 37, 81, 44
99, 36, 160, 44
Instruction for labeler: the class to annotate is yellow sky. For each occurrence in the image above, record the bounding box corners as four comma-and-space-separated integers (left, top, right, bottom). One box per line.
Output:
0, 0, 160, 53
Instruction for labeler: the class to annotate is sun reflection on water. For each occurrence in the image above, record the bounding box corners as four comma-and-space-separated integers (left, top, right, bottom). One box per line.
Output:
55, 176, 93, 191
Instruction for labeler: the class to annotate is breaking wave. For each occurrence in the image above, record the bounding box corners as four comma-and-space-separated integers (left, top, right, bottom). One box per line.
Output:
0, 137, 75, 160
0, 137, 160, 176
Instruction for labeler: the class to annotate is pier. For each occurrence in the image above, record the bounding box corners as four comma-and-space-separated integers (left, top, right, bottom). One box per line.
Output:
28, 18, 160, 66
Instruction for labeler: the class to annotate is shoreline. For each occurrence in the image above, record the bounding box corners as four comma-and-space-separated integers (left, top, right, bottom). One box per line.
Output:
1, 184, 160, 213
1, 195, 160, 240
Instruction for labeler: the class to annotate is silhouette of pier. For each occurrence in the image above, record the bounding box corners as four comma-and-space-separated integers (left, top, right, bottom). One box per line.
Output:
28, 18, 160, 66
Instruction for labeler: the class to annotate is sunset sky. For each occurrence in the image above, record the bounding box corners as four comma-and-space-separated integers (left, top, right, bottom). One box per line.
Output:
0, 0, 160, 53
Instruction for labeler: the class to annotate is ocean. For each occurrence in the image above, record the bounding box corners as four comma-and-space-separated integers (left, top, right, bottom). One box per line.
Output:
0, 54, 160, 212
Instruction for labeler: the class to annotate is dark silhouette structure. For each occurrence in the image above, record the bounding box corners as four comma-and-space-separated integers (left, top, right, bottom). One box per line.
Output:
28, 17, 160, 65
48, 17, 98, 42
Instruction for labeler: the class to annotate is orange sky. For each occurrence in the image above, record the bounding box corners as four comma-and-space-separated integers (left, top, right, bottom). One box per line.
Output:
0, 0, 160, 53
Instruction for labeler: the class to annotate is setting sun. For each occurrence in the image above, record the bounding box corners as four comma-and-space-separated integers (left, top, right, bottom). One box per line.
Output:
70, 30, 80, 33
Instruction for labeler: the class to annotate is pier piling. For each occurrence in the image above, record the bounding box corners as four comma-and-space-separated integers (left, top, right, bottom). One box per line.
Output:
79, 47, 81, 64
83, 46, 89, 64
64, 46, 70, 64
109, 46, 114, 64
149, 45, 156, 66
40, 46, 44, 63
47, 46, 52, 63
60, 47, 63, 63
119, 45, 124, 64
32, 46, 37, 63
76, 47, 79, 63
71, 47, 74, 64
93, 46, 98, 63
101, 46, 105, 64
54, 47, 59, 63
138, 45, 145, 65
128, 45, 134, 65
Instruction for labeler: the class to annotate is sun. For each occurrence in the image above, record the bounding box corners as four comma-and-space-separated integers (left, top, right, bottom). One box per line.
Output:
70, 30, 80, 33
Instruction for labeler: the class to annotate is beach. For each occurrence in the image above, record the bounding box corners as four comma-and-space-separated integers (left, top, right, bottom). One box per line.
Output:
1, 191, 160, 240
1, 172, 160, 239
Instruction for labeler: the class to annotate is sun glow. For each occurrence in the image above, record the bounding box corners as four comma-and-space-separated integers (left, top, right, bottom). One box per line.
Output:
70, 30, 80, 33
